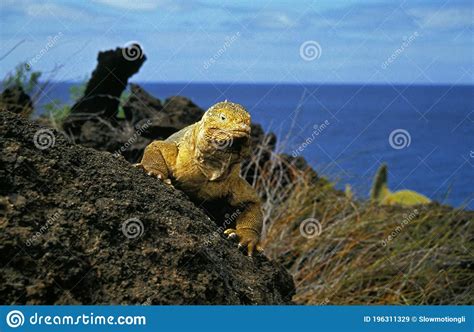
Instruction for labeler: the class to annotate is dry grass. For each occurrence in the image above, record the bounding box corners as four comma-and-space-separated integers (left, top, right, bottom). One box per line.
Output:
244, 141, 473, 305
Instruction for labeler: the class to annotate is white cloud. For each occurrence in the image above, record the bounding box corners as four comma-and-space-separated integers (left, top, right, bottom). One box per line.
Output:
248, 12, 299, 30
24, 3, 93, 21
408, 7, 473, 30
94, 0, 192, 12
94, 0, 159, 11
267, 13, 296, 28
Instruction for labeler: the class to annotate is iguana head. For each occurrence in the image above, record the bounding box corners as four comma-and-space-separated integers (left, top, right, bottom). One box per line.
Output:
198, 101, 251, 153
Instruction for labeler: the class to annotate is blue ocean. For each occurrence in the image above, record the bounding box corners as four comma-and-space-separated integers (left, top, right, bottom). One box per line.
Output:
38, 83, 474, 210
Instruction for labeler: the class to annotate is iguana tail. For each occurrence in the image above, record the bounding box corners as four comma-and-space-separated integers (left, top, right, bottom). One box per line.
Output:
370, 164, 388, 202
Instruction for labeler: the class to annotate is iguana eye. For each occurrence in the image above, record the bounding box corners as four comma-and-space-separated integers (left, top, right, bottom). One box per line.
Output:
220, 114, 226, 121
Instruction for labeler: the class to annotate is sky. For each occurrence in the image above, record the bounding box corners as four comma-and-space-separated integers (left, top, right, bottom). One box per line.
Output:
0, 0, 473, 84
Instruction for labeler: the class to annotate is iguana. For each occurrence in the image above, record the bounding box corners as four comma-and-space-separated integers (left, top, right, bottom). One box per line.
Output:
370, 164, 431, 206
134, 101, 263, 255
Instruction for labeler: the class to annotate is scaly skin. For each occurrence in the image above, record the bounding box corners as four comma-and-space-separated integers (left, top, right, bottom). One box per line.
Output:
135, 101, 263, 255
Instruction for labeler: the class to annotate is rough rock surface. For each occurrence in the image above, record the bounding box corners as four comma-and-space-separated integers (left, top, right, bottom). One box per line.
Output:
0, 111, 295, 304
123, 84, 163, 126
122, 85, 205, 139
0, 85, 33, 117
70, 120, 151, 163
161, 96, 205, 129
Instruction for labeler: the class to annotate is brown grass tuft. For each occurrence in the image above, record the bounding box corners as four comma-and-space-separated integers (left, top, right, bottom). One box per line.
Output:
245, 141, 473, 304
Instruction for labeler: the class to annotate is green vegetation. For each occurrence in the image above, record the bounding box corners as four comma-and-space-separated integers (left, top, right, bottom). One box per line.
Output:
43, 79, 87, 129
43, 102, 71, 129
371, 164, 431, 206
2, 61, 131, 127
42, 80, 129, 127
2, 62, 41, 95
117, 90, 130, 119
49, 83, 84, 122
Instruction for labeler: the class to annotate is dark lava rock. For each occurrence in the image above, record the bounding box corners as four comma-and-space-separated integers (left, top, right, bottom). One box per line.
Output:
162, 96, 205, 129
64, 44, 146, 134
123, 88, 206, 140
69, 83, 208, 163
122, 85, 204, 140
0, 110, 295, 304
123, 84, 163, 125
75, 120, 151, 162
0, 85, 33, 117
60, 45, 149, 162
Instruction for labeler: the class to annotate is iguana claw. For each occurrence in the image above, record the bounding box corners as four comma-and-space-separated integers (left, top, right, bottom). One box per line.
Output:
133, 163, 174, 187
227, 232, 237, 239
224, 228, 264, 256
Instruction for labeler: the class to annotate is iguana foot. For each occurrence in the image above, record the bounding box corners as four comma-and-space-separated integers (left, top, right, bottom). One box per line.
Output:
133, 163, 173, 186
224, 228, 263, 256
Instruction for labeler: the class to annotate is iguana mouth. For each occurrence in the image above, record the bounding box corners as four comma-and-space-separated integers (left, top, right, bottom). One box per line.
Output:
229, 128, 251, 136
210, 128, 250, 138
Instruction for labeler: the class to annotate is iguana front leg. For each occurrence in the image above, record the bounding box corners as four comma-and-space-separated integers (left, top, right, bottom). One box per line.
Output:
224, 176, 264, 256
134, 140, 177, 185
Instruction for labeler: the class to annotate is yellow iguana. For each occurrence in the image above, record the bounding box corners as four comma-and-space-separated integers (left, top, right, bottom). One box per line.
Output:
134, 101, 263, 255
370, 164, 431, 206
